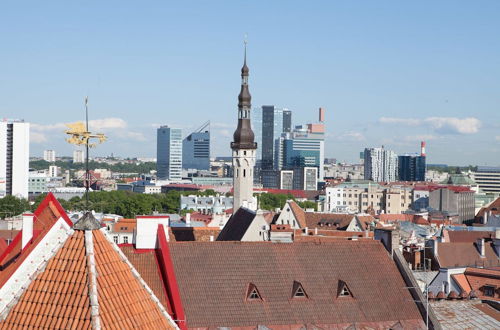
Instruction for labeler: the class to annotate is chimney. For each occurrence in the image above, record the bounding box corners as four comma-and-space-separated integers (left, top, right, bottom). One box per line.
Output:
318, 107, 325, 123
420, 141, 426, 157
22, 213, 34, 249
304, 227, 308, 235
432, 239, 438, 257
209, 235, 214, 242
476, 238, 485, 258
185, 213, 191, 226
314, 227, 318, 235
496, 228, 500, 240
483, 211, 488, 225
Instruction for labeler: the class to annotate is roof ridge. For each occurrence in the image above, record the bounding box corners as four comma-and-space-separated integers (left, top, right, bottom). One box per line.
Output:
84, 230, 100, 328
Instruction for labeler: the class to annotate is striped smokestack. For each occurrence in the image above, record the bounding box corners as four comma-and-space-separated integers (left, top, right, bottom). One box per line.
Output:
421, 141, 426, 157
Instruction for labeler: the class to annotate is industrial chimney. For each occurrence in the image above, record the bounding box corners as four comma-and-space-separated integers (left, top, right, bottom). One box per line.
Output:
319, 107, 325, 123
421, 141, 426, 157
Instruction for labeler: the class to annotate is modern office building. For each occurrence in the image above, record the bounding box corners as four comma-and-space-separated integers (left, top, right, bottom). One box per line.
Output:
73, 149, 84, 163
157, 126, 182, 181
429, 186, 475, 224
0, 120, 29, 199
261, 105, 291, 170
251, 107, 262, 160
43, 150, 56, 162
182, 122, 210, 171
470, 166, 500, 195
364, 147, 398, 182
398, 154, 426, 181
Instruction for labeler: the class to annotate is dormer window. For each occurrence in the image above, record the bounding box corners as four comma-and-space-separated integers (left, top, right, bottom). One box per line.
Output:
246, 283, 262, 301
292, 281, 308, 299
337, 280, 353, 298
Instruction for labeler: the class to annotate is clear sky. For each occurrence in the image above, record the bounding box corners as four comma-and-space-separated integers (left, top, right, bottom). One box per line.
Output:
1, 1, 499, 165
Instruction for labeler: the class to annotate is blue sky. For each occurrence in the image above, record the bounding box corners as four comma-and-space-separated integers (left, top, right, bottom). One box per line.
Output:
1, 1, 499, 165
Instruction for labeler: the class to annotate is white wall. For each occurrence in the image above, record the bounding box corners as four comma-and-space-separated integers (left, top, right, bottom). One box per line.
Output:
0, 123, 6, 197
135, 216, 170, 249
12, 123, 29, 199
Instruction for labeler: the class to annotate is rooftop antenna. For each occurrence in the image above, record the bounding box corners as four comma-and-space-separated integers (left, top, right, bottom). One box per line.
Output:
65, 96, 107, 211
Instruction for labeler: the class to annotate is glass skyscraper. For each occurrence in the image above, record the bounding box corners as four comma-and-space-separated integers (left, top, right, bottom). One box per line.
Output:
261, 105, 290, 170
398, 154, 426, 181
182, 125, 210, 171
157, 126, 182, 180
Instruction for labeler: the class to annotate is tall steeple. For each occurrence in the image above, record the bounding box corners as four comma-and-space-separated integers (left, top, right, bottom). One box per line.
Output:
231, 41, 257, 211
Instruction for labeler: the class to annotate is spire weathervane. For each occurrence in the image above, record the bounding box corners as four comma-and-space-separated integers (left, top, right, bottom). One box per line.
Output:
65, 97, 107, 211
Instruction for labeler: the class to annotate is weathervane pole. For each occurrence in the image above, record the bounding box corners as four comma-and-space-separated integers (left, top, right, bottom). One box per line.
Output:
85, 96, 90, 210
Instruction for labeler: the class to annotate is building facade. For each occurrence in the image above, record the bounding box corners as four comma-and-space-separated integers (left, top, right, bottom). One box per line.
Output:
0, 120, 29, 199
398, 154, 426, 181
43, 150, 56, 162
231, 44, 257, 211
364, 147, 398, 182
429, 187, 475, 224
72, 149, 84, 163
470, 166, 500, 195
182, 123, 210, 170
156, 126, 182, 181
261, 105, 290, 170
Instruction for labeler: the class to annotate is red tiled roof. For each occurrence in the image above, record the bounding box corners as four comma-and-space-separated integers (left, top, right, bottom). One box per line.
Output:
169, 240, 424, 328
304, 213, 355, 230
378, 214, 415, 223
0, 231, 91, 329
288, 201, 307, 228
120, 245, 170, 312
113, 218, 136, 233
169, 227, 221, 242
0, 229, 177, 329
451, 274, 472, 293
436, 242, 500, 268
445, 230, 494, 243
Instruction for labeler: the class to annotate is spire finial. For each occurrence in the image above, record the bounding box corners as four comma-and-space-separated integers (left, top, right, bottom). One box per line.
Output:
244, 34, 248, 64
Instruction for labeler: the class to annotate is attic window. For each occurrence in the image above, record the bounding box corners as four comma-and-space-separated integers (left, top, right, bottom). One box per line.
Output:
246, 283, 262, 301
337, 280, 353, 297
292, 281, 308, 299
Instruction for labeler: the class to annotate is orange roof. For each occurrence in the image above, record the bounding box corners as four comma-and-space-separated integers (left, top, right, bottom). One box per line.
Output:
0, 231, 91, 329
113, 218, 137, 233
92, 230, 175, 328
451, 274, 472, 294
0, 229, 176, 329
288, 201, 307, 228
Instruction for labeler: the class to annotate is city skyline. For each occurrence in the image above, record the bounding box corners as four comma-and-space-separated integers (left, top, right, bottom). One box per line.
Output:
1, 1, 499, 165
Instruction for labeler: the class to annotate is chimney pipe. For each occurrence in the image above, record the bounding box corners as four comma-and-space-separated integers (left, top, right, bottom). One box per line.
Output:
304, 227, 308, 235
209, 235, 214, 242
314, 227, 318, 235
483, 211, 488, 225
185, 213, 191, 226
421, 141, 426, 157
22, 213, 34, 249
477, 238, 485, 258
433, 239, 438, 257
319, 107, 325, 123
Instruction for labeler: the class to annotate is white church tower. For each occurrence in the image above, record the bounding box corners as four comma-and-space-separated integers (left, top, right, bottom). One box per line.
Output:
231, 42, 257, 211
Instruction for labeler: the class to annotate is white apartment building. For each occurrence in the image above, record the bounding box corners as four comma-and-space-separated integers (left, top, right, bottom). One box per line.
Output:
470, 166, 500, 195
363, 147, 398, 182
0, 120, 29, 199
43, 150, 56, 162
73, 149, 85, 163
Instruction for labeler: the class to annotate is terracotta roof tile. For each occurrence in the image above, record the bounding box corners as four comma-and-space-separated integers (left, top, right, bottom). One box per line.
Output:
93, 230, 175, 329
436, 242, 500, 268
169, 240, 424, 328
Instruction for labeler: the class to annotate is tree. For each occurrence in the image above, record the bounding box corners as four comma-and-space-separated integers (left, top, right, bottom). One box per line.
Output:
0, 195, 30, 219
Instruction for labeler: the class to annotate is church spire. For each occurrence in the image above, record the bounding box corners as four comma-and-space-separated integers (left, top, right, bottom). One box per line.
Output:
232, 40, 256, 150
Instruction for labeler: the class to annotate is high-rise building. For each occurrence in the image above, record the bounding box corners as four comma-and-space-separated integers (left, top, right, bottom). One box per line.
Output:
73, 150, 85, 163
157, 126, 182, 181
470, 166, 500, 195
398, 154, 426, 181
363, 147, 398, 182
251, 107, 262, 160
182, 122, 210, 170
231, 43, 257, 211
0, 120, 29, 199
43, 150, 56, 162
261, 105, 290, 170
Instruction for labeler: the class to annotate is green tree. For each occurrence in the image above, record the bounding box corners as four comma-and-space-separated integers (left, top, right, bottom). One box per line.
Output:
0, 195, 30, 219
